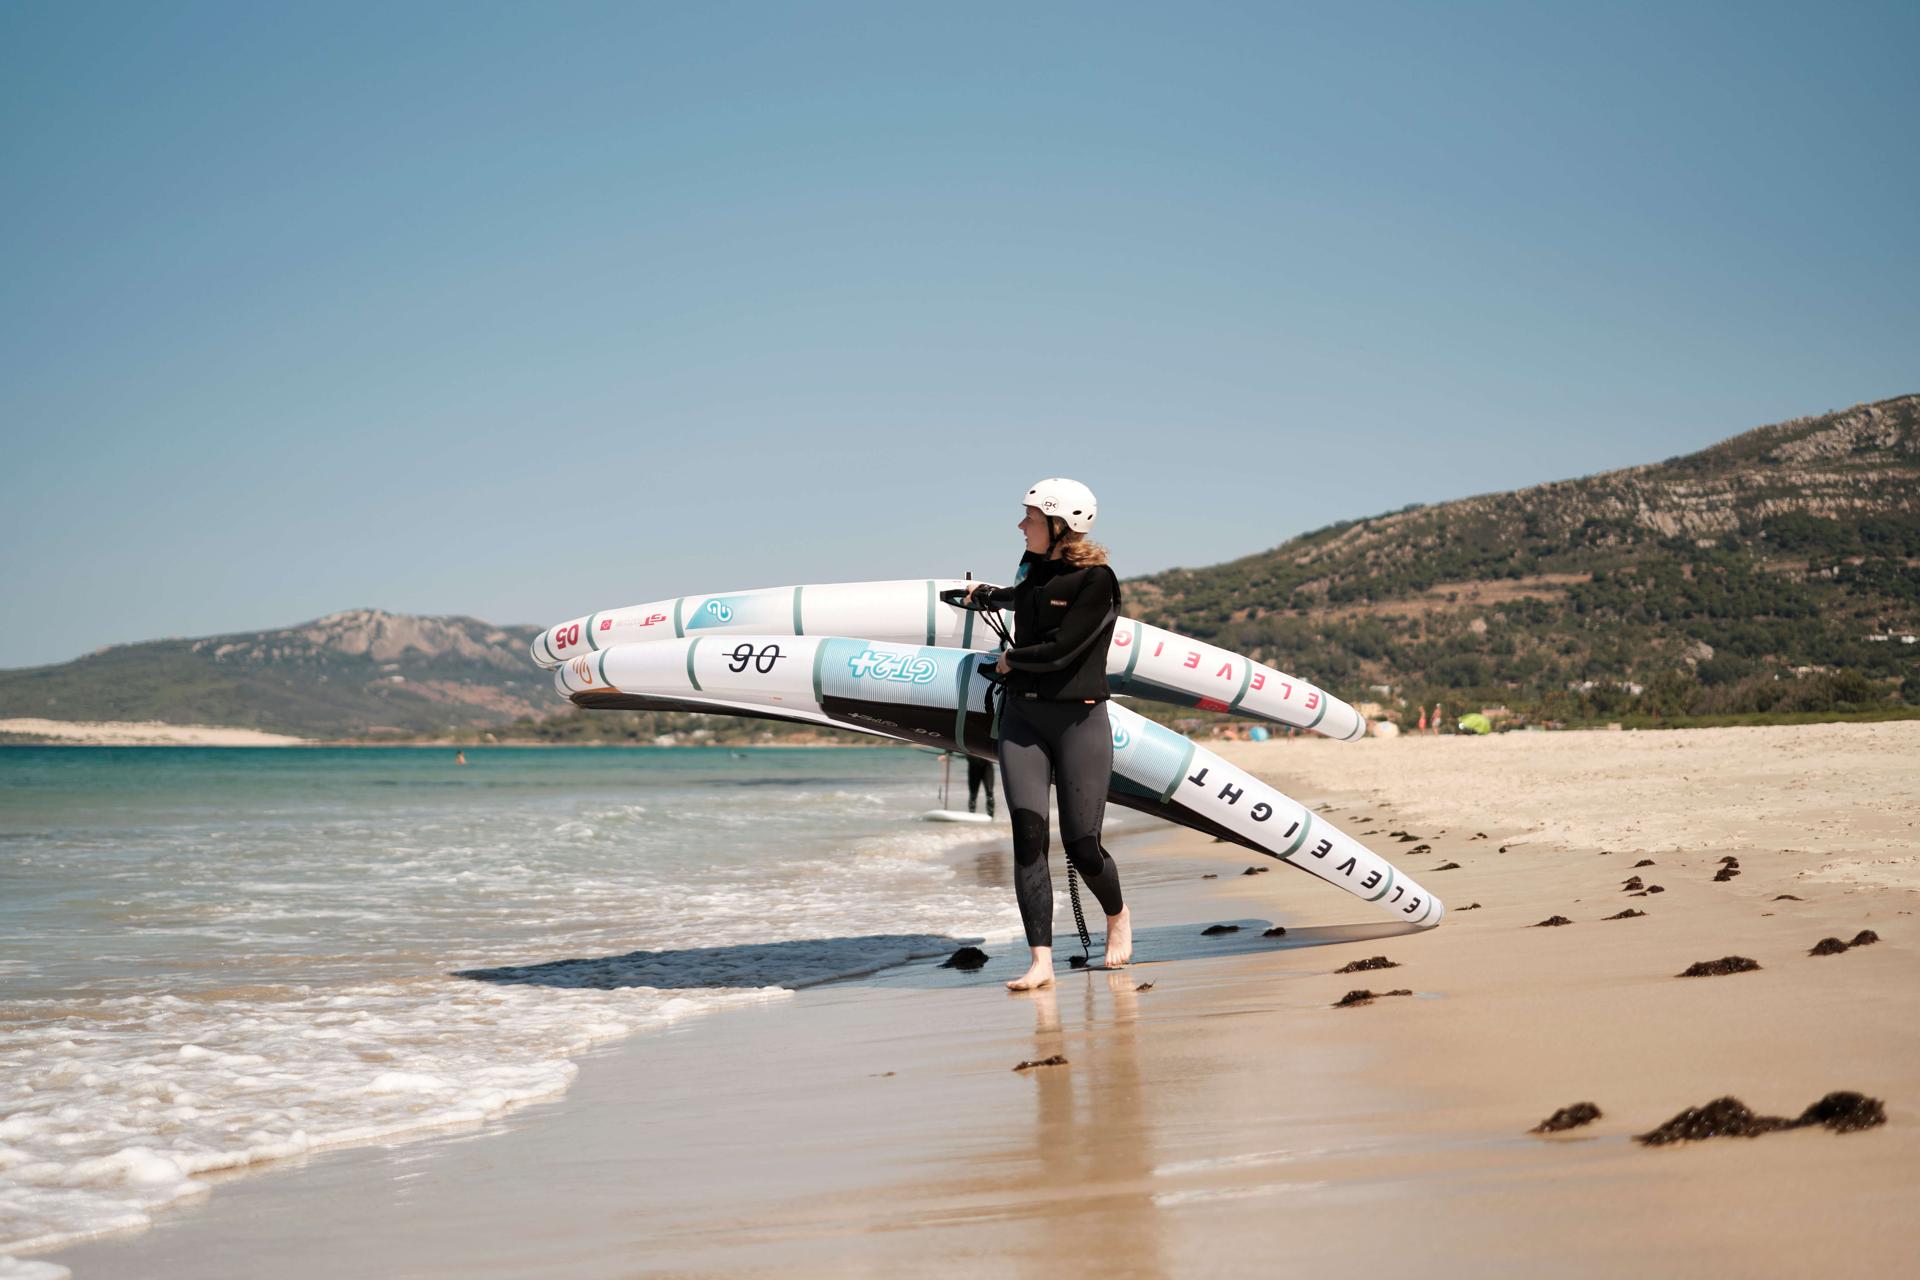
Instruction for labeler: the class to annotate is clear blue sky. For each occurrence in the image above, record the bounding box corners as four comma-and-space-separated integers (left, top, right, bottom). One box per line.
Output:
3, 1, 1914, 670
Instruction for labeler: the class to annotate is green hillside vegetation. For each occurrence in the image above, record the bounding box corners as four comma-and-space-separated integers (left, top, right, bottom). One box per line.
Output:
1125, 395, 1919, 727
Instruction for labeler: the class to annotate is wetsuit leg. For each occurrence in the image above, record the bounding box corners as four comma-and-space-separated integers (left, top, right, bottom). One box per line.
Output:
996, 702, 1055, 947
1054, 702, 1123, 918
996, 700, 1124, 947
966, 759, 989, 813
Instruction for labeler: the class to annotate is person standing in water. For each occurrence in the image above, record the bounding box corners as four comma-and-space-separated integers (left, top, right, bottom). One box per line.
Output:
966, 478, 1128, 991
965, 756, 996, 817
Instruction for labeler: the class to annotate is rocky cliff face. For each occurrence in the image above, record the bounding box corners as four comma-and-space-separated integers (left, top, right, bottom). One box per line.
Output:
193, 609, 528, 670
1133, 394, 1918, 616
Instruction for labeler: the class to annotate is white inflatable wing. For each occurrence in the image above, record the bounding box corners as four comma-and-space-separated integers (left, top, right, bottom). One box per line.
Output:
553, 637, 1440, 929
535, 580, 1364, 742
1109, 620, 1365, 741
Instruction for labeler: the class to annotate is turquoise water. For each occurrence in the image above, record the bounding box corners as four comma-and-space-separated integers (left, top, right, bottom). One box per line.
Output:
0, 745, 1023, 1255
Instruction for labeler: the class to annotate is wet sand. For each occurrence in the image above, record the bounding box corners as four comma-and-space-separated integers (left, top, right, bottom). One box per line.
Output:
47, 723, 1920, 1278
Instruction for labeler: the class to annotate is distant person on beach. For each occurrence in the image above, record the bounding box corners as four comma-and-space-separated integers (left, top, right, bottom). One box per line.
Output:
965, 478, 1127, 990
966, 756, 995, 817
455, 751, 466, 765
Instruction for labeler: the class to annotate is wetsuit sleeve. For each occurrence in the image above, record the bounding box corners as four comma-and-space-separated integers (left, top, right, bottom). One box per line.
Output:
980, 552, 1040, 608
1003, 568, 1118, 672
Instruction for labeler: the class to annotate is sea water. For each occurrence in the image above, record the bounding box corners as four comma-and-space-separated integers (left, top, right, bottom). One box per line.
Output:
0, 746, 1035, 1260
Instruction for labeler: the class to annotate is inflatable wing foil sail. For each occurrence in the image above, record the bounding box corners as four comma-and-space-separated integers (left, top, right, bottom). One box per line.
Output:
534, 579, 1365, 741
554, 636, 1442, 930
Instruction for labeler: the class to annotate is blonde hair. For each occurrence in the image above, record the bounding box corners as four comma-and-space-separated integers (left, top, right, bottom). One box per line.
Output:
1050, 521, 1109, 568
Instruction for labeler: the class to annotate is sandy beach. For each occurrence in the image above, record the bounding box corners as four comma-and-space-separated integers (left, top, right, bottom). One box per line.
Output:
43, 721, 1920, 1278
0, 719, 308, 747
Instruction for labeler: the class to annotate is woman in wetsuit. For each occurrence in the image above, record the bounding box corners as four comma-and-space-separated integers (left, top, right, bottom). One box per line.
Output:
966, 478, 1129, 991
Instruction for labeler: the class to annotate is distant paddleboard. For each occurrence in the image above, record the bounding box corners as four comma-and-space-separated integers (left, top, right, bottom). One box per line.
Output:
920, 809, 994, 825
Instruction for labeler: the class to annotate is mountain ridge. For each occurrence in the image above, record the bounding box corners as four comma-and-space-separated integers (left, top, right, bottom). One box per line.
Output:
1123, 393, 1917, 722
4, 395, 1914, 737
0, 609, 551, 737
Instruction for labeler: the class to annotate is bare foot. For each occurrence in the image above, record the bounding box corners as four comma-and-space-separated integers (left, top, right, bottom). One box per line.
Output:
1104, 905, 1133, 967
1006, 946, 1054, 991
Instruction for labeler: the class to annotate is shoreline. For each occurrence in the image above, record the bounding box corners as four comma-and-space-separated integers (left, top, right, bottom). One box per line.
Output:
0, 731, 904, 750
37, 721, 1920, 1277
11, 710, 1919, 750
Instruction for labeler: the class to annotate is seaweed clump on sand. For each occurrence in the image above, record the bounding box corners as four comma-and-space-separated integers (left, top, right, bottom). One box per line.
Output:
1678, 956, 1761, 977
940, 946, 990, 970
1714, 866, 1741, 882
1796, 1091, 1887, 1133
1773, 894, 1803, 901
1534, 915, 1574, 928
1458, 903, 1483, 911
1636, 1092, 1886, 1145
1622, 876, 1645, 891
1433, 861, 1461, 871
1606, 909, 1647, 920
1201, 924, 1241, 936
1334, 988, 1412, 1008
1634, 859, 1656, 868
1013, 1055, 1068, 1072
1810, 930, 1882, 956
1532, 1102, 1603, 1133
1241, 865, 1271, 876
1637, 1096, 1792, 1144
1261, 926, 1287, 937
1335, 956, 1400, 974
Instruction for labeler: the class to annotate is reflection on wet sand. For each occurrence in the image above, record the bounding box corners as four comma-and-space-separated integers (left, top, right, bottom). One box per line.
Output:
1010, 973, 1165, 1280
965, 845, 1011, 891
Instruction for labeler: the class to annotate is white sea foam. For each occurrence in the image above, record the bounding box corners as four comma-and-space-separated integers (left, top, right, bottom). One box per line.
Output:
0, 977, 785, 1253
0, 747, 1024, 1257
0, 1256, 72, 1280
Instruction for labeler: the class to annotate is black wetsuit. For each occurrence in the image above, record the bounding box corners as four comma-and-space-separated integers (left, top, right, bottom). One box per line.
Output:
987, 552, 1125, 948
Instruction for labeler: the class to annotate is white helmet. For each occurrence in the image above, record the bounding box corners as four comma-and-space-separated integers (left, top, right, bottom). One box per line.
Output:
1024, 477, 1098, 533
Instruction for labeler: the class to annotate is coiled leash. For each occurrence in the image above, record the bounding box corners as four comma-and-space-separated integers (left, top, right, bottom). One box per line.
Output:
1063, 859, 1095, 969
941, 583, 1097, 969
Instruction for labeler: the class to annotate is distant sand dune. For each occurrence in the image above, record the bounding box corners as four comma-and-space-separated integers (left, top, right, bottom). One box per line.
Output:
0, 718, 306, 746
